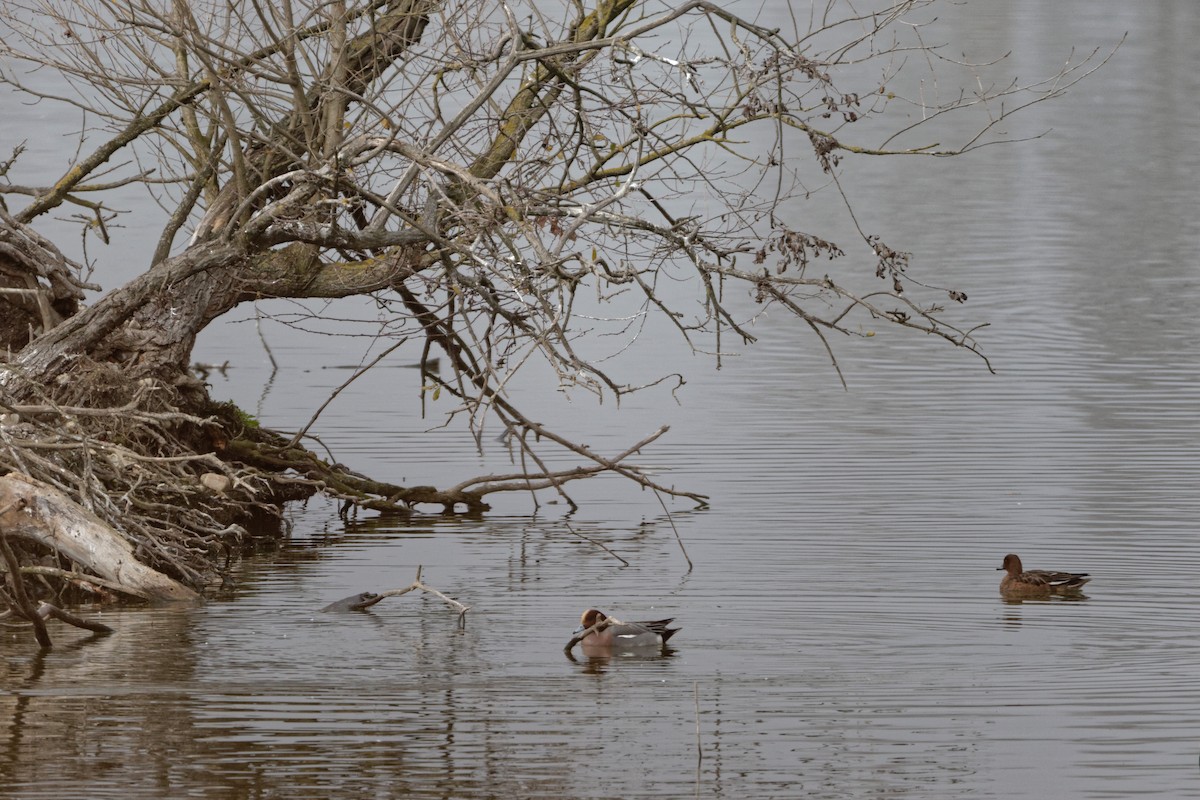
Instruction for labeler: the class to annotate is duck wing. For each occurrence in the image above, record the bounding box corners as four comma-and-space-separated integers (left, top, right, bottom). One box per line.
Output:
1026, 569, 1091, 589
631, 617, 680, 643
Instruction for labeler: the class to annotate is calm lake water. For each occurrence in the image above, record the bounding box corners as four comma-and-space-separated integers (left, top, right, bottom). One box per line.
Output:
3, 2, 1199, 798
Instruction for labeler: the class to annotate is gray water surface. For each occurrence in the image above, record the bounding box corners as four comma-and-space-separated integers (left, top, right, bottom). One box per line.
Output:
3, 3, 1198, 799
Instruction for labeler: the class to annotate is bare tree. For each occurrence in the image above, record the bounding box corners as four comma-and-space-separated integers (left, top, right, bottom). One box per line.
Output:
0, 0, 1114, 595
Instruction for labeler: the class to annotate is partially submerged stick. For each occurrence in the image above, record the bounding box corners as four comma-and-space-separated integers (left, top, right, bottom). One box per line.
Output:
0, 497, 50, 647
320, 591, 384, 612
37, 601, 114, 634
563, 522, 629, 566
654, 489, 693, 572
322, 566, 470, 625
377, 566, 471, 625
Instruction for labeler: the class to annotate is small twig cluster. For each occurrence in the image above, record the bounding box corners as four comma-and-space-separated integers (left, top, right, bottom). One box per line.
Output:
376, 566, 471, 626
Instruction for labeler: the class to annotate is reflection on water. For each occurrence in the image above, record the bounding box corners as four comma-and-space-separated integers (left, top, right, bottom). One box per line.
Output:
564, 646, 680, 672
4, 3, 1200, 799
7, 496, 1198, 799
1001, 593, 1090, 606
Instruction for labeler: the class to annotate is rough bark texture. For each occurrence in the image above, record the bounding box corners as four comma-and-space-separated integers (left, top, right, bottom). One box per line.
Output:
0, 208, 93, 352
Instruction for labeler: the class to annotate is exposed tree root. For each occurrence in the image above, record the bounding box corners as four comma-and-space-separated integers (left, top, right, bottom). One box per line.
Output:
0, 354, 684, 620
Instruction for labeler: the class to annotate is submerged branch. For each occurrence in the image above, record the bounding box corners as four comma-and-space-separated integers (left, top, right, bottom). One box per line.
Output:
324, 567, 471, 625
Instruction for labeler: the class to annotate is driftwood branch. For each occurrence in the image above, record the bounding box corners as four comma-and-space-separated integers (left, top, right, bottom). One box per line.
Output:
376, 566, 471, 625
322, 566, 470, 625
2, 564, 142, 600
37, 601, 114, 634
0, 473, 200, 602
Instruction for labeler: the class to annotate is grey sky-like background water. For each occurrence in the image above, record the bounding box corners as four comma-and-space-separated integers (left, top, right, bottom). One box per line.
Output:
3, 2, 1200, 798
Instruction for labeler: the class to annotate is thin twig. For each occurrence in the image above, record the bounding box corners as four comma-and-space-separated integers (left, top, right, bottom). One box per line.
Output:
655, 490, 694, 571
564, 522, 629, 566
255, 304, 278, 371
285, 338, 408, 448
0, 497, 51, 648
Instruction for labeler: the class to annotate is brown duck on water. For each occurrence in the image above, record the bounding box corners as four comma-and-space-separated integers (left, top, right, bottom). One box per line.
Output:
997, 553, 1091, 597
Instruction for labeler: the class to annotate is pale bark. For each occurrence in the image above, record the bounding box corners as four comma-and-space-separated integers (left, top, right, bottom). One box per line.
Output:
0, 473, 199, 602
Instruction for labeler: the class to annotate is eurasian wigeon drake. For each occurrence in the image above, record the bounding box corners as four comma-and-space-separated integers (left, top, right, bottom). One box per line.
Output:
997, 553, 1091, 597
572, 608, 680, 652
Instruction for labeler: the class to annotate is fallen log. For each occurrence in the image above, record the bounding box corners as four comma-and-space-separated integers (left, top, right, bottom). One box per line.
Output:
0, 473, 199, 602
